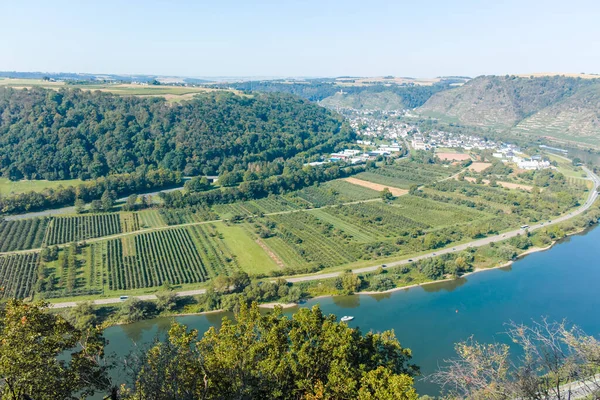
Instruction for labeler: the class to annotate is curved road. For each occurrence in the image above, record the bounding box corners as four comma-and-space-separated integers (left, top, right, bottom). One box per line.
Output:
50, 167, 599, 308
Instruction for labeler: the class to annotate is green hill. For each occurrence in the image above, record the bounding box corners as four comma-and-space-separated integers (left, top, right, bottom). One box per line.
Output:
0, 87, 349, 181
319, 91, 410, 110
418, 75, 600, 146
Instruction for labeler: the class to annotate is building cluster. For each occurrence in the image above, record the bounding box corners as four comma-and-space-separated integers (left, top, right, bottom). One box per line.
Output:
341, 109, 414, 140
329, 142, 403, 163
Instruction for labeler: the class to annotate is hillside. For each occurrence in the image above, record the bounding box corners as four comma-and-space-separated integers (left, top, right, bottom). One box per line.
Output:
212, 79, 455, 108
319, 90, 410, 110
418, 75, 600, 146
0, 87, 349, 181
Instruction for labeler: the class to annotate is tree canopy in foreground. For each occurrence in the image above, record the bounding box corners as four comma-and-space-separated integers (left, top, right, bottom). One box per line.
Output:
124, 303, 419, 400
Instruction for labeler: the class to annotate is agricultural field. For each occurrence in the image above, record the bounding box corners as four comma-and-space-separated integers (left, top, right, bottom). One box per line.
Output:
212, 196, 302, 219
216, 224, 280, 275
354, 163, 456, 189
265, 212, 360, 268
0, 217, 49, 252
0, 252, 40, 299
287, 179, 379, 208
0, 177, 84, 196
44, 214, 122, 245
138, 209, 166, 228
109, 228, 211, 290
158, 206, 218, 225
119, 212, 140, 232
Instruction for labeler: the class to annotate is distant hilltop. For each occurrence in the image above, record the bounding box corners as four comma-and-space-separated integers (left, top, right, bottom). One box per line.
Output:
418, 74, 600, 148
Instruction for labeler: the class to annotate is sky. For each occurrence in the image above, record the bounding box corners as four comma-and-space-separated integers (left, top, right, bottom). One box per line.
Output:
1, 0, 599, 78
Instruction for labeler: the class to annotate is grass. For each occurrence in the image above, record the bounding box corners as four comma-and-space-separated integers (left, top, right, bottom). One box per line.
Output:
215, 224, 279, 275
0, 78, 242, 102
0, 177, 84, 195
544, 153, 588, 178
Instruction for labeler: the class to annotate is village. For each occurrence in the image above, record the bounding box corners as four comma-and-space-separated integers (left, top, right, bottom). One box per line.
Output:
326, 108, 553, 171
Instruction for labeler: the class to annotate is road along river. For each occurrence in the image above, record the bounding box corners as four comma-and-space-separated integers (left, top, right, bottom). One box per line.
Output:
101, 224, 600, 395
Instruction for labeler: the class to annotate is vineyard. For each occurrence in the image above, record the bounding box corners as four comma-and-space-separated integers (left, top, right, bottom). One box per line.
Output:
288, 179, 379, 208
355, 163, 453, 189
119, 212, 140, 232
0, 252, 39, 298
158, 206, 218, 225
322, 202, 431, 239
213, 196, 302, 219
44, 214, 122, 245
138, 210, 166, 228
0, 217, 48, 252
391, 195, 486, 227
266, 212, 360, 268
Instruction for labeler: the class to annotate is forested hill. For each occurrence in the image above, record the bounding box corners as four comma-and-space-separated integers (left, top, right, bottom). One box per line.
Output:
211, 80, 453, 109
0, 87, 350, 180
418, 75, 600, 146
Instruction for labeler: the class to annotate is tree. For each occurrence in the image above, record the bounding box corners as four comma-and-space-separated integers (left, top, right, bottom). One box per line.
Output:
0, 300, 110, 399
156, 292, 178, 313
68, 301, 98, 330
123, 194, 137, 211
90, 199, 103, 213
229, 271, 251, 293
185, 176, 210, 192
74, 198, 86, 214
117, 298, 150, 323
125, 303, 418, 399
381, 187, 394, 201
101, 190, 114, 212
338, 272, 362, 294
431, 318, 600, 400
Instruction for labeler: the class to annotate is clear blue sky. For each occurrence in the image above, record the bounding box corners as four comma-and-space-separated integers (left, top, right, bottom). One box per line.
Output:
1, 0, 599, 78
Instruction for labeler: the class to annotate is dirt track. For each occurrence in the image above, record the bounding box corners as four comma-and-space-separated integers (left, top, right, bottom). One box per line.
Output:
344, 178, 408, 196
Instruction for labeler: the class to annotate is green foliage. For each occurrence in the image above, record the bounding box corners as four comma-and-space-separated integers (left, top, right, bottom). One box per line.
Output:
0, 300, 110, 399
0, 168, 181, 214
124, 303, 418, 399
0, 253, 40, 299
117, 298, 152, 323
0, 88, 346, 180
0, 217, 48, 252
381, 187, 394, 201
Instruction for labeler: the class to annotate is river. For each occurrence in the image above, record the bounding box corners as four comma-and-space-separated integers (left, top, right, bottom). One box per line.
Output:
102, 225, 600, 395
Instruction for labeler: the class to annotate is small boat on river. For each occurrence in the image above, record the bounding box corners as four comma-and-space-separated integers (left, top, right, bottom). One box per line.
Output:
340, 316, 354, 322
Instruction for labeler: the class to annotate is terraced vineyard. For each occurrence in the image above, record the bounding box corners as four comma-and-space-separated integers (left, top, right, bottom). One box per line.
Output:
0, 217, 48, 252
44, 214, 122, 245
0, 252, 40, 298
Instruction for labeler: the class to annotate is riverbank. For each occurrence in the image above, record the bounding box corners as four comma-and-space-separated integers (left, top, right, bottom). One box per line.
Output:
83, 224, 594, 327
101, 224, 600, 397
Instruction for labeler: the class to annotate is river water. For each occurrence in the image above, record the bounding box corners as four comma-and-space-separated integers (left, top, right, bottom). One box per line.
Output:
103, 225, 600, 395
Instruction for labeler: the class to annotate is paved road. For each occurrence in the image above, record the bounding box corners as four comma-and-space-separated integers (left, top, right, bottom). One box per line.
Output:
50, 166, 599, 309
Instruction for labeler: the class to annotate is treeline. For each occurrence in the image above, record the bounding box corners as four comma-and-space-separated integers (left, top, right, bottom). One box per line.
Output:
0, 168, 181, 214
1, 299, 419, 400
0, 87, 349, 180
160, 163, 366, 208
209, 80, 452, 107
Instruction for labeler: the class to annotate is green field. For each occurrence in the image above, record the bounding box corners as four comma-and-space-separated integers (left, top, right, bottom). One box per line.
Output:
0, 160, 587, 299
0, 177, 84, 195
216, 224, 279, 275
